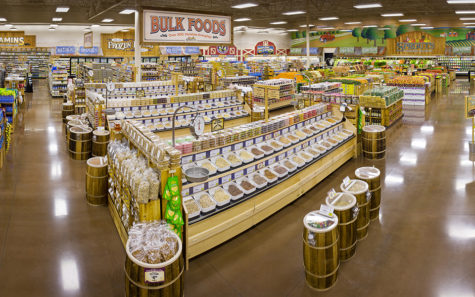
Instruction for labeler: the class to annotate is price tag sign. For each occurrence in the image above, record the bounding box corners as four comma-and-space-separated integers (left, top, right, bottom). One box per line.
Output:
208, 179, 219, 188
327, 188, 337, 198
181, 188, 190, 197
265, 134, 272, 141
319, 204, 335, 217
257, 162, 265, 170
195, 152, 206, 161
234, 143, 243, 150
210, 149, 220, 157
221, 174, 232, 183
222, 146, 231, 154
343, 176, 351, 187
278, 154, 285, 161
211, 118, 224, 132
136, 89, 145, 98
268, 158, 275, 165
245, 140, 253, 147
234, 170, 243, 179
255, 136, 263, 143
182, 156, 193, 164
193, 184, 205, 193
246, 166, 255, 174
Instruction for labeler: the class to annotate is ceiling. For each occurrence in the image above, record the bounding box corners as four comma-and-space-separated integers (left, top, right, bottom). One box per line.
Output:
1, 0, 475, 30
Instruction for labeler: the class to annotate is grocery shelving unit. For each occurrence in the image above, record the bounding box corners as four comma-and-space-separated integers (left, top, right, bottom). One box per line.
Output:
49, 57, 70, 97
253, 79, 295, 120
0, 48, 50, 79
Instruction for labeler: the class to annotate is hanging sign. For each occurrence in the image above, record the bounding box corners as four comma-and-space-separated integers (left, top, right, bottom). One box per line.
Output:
142, 9, 232, 44
255, 40, 276, 55
339, 47, 355, 55
84, 31, 93, 48
452, 46, 472, 55
0, 31, 36, 47
362, 47, 378, 55
208, 45, 237, 55
78, 46, 100, 55
465, 96, 475, 119
55, 46, 76, 55
159, 46, 201, 55
386, 31, 445, 56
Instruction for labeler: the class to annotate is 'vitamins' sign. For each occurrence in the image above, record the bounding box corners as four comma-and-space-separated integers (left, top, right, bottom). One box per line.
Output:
142, 10, 232, 44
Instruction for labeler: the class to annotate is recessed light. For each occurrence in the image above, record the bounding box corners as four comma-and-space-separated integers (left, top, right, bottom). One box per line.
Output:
363, 25, 378, 27
234, 26, 247, 31
119, 9, 136, 14
399, 19, 417, 22
345, 22, 362, 25
56, 7, 69, 13
270, 21, 287, 25
231, 3, 258, 9
5, 24, 13, 27
299, 24, 314, 27
234, 18, 251, 22
287, 29, 299, 32
411, 23, 426, 26
52, 17, 62, 21
120, 29, 129, 32
319, 17, 339, 21
283, 11, 306, 15
0, 18, 6, 22
378, 27, 390, 30
421, 27, 434, 29
320, 27, 335, 30
463, 22, 475, 24
50, 24, 58, 27
456, 11, 475, 14
381, 13, 403, 17
448, 0, 475, 3
102, 18, 114, 22
354, 3, 382, 9
91, 24, 100, 28
460, 17, 475, 20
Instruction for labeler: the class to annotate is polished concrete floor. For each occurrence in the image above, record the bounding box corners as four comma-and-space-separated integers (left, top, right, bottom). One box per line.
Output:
0, 80, 474, 297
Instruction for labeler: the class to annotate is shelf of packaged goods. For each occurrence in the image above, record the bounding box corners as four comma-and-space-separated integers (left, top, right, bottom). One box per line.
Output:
253, 100, 293, 111
107, 195, 129, 247
186, 127, 356, 259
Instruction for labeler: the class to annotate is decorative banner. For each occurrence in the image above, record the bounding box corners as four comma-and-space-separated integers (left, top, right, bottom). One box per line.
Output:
362, 47, 378, 54
255, 40, 276, 55
452, 46, 472, 55
386, 31, 445, 56
55, 46, 76, 55
339, 47, 355, 55
101, 30, 160, 56
142, 9, 232, 44
0, 31, 36, 47
84, 31, 93, 48
466, 96, 475, 119
208, 45, 237, 55
78, 46, 100, 55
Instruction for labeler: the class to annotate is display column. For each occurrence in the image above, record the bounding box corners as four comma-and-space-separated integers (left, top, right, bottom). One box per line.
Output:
134, 10, 142, 82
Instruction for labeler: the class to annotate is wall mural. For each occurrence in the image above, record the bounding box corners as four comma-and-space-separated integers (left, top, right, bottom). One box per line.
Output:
291, 26, 475, 49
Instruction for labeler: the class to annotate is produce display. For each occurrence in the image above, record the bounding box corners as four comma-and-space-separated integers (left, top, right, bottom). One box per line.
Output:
361, 86, 404, 107
387, 76, 426, 87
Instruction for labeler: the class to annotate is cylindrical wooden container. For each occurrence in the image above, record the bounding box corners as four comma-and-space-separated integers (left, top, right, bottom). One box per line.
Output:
66, 119, 85, 143
341, 179, 370, 241
303, 210, 339, 291
125, 233, 184, 297
92, 129, 110, 157
362, 125, 386, 159
326, 193, 358, 261
62, 102, 74, 123
69, 126, 92, 160
355, 167, 382, 221
86, 157, 108, 205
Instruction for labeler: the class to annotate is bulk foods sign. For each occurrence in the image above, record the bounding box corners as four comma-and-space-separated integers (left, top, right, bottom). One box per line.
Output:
142, 10, 231, 44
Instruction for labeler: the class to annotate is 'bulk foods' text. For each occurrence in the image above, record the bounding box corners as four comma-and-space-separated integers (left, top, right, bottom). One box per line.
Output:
150, 16, 227, 36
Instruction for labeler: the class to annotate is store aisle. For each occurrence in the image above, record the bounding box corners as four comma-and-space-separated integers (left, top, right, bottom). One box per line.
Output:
0, 81, 125, 296
0, 80, 474, 297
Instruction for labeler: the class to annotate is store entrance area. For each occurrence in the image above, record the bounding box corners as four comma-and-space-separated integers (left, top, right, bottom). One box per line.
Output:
0, 80, 473, 296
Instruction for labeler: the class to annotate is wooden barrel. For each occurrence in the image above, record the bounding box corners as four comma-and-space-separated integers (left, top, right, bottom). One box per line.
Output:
125, 233, 184, 297
362, 125, 386, 159
65, 119, 85, 143
68, 126, 92, 160
62, 102, 74, 123
326, 193, 358, 261
355, 167, 382, 221
86, 157, 108, 205
303, 210, 339, 291
92, 129, 110, 157
341, 179, 370, 241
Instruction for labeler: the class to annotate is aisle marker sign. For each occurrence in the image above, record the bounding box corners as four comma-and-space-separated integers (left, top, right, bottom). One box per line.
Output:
142, 10, 232, 44
465, 96, 475, 119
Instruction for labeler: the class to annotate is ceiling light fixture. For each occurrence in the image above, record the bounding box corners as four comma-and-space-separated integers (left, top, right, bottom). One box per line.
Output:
5, 24, 13, 27
448, 0, 475, 3
119, 9, 136, 14
282, 11, 306, 15
354, 3, 382, 9
56, 7, 69, 13
52, 17, 62, 21
399, 19, 417, 22
49, 27, 56, 31
50, 24, 58, 27
287, 29, 298, 32
421, 26, 434, 29
363, 25, 378, 27
460, 17, 475, 20
270, 21, 287, 24
91, 24, 100, 28
10, 27, 17, 31
83, 27, 91, 31
102, 18, 114, 22
320, 27, 335, 30
0, 18, 6, 22
381, 13, 404, 17
234, 18, 251, 22
231, 3, 258, 9
299, 24, 314, 27
456, 11, 475, 14
257, 30, 268, 34
341, 29, 352, 32
463, 22, 475, 24
121, 29, 129, 32
411, 23, 427, 26
319, 17, 339, 20
345, 22, 362, 24
378, 27, 390, 30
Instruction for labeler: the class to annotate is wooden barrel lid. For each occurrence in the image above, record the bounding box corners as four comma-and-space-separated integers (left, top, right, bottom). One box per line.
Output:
363, 125, 385, 133
87, 156, 107, 168
355, 166, 381, 180
70, 126, 92, 134
340, 179, 369, 195
326, 192, 357, 211
93, 129, 110, 136
304, 210, 338, 233
63, 102, 73, 107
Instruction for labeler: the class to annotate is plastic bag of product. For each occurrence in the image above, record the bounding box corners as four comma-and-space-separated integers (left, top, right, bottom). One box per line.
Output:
165, 204, 176, 221
163, 184, 172, 201
169, 195, 181, 210
137, 180, 150, 204
167, 176, 180, 196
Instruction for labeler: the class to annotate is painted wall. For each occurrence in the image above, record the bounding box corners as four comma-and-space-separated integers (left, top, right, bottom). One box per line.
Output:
233, 31, 291, 49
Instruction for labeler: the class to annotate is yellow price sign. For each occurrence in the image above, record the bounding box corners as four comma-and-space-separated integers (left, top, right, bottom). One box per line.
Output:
466, 96, 475, 119
211, 118, 224, 132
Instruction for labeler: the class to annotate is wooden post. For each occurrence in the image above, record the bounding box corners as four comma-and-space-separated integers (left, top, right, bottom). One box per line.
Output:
265, 87, 269, 122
